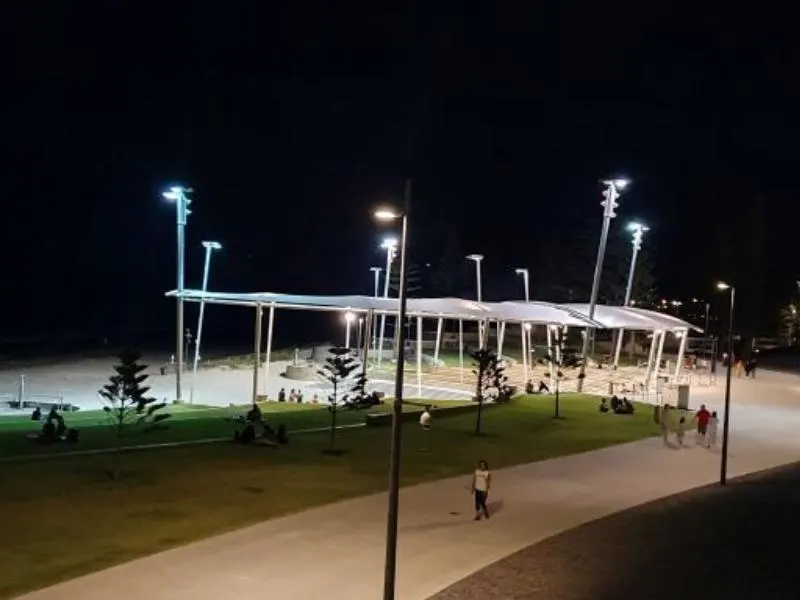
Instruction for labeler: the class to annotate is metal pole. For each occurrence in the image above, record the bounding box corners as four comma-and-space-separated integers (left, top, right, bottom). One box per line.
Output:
523, 271, 533, 369
362, 309, 373, 382
521, 323, 528, 386
613, 237, 642, 368
498, 321, 506, 355
383, 180, 410, 600
416, 316, 423, 398
190, 245, 214, 404
378, 245, 395, 367
371, 267, 382, 352
458, 319, 464, 384
546, 325, 555, 389
345, 318, 352, 348
264, 303, 275, 396
18, 374, 25, 410
434, 317, 443, 364
653, 329, 666, 383
644, 330, 659, 392
674, 329, 688, 381
176, 202, 186, 403
578, 181, 621, 391
720, 287, 735, 485
252, 304, 263, 405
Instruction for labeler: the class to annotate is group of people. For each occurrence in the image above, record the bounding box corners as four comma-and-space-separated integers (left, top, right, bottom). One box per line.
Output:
29, 406, 77, 443
598, 395, 635, 415
659, 403, 718, 448
723, 354, 758, 378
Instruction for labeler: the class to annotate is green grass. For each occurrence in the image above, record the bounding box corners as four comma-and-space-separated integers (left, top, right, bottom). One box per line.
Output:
0, 401, 462, 458
0, 394, 656, 599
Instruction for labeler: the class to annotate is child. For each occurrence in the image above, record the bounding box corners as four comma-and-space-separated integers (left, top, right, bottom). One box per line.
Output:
706, 411, 719, 448
676, 415, 686, 446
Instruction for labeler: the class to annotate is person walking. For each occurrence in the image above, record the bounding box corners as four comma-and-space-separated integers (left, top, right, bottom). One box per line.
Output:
471, 460, 492, 521
676, 415, 686, 446
706, 411, 719, 448
659, 404, 672, 445
693, 404, 711, 445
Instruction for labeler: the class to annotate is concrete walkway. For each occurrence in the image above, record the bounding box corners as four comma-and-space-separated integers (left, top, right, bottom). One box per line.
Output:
16, 373, 800, 600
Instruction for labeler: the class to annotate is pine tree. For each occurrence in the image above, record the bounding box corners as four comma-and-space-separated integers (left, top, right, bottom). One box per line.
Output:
98, 350, 170, 480
471, 348, 510, 435
317, 347, 359, 453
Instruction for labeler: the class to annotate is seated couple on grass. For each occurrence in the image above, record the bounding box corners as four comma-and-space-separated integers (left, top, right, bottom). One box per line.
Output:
599, 395, 635, 415
27, 407, 79, 443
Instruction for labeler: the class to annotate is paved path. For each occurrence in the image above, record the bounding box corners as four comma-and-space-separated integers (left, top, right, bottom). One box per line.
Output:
16, 373, 800, 600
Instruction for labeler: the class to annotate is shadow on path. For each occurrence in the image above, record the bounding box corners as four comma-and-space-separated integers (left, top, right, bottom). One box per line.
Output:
430, 462, 800, 600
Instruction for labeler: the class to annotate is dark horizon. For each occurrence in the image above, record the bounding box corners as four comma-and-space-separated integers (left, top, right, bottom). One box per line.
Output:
6, 6, 797, 344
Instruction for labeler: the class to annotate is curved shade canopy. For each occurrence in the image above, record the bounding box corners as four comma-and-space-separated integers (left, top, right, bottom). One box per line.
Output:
166, 290, 700, 332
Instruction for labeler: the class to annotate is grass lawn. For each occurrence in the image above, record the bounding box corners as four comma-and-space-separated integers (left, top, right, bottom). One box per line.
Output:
0, 394, 656, 598
0, 400, 453, 458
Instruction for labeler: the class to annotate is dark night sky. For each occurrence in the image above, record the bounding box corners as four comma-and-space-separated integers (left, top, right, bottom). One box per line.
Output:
5, 5, 799, 345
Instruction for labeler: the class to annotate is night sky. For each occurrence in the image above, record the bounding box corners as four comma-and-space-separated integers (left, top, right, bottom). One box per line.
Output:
6, 5, 797, 347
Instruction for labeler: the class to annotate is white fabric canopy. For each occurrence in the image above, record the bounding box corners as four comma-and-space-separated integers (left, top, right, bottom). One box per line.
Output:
166, 289, 700, 332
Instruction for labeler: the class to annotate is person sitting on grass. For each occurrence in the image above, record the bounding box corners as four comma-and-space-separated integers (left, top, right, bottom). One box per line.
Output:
599, 398, 609, 413
538, 380, 550, 394
525, 380, 534, 394
610, 395, 621, 412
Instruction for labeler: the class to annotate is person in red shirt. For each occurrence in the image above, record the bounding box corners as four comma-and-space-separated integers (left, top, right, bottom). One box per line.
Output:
694, 404, 711, 444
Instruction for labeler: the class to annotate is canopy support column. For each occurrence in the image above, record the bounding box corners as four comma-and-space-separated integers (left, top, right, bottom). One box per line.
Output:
361, 309, 373, 384
434, 317, 444, 364
644, 330, 658, 388
546, 325, 555, 389
377, 313, 387, 367
498, 321, 506, 356
263, 303, 275, 397
458, 319, 464, 384
674, 329, 688, 382
521, 322, 529, 387
653, 330, 667, 385
416, 316, 423, 398
613, 327, 626, 369
252, 303, 263, 405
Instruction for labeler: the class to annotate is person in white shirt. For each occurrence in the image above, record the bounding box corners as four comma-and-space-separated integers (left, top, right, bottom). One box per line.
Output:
419, 406, 432, 430
471, 460, 492, 520
706, 410, 719, 448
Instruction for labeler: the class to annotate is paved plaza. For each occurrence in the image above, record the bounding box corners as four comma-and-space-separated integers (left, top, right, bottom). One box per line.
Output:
11, 367, 800, 599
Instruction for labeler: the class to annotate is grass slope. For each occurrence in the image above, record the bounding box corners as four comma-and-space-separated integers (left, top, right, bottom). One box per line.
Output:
0, 394, 656, 598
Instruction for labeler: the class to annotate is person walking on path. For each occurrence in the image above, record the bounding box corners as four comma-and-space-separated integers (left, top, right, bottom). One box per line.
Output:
471, 460, 492, 521
659, 404, 672, 445
676, 415, 686, 446
706, 410, 719, 448
693, 404, 711, 445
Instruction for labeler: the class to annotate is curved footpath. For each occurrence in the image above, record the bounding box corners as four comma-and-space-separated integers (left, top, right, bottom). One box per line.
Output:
16, 372, 800, 600
431, 463, 800, 599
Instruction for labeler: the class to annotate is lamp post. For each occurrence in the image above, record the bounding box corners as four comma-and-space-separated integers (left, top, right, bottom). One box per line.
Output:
162, 185, 192, 403
190, 240, 222, 404
374, 180, 411, 600
377, 239, 398, 366
577, 178, 628, 391
612, 222, 648, 368
717, 281, 735, 485
344, 311, 356, 348
467, 254, 485, 346
370, 267, 382, 350
515, 267, 532, 376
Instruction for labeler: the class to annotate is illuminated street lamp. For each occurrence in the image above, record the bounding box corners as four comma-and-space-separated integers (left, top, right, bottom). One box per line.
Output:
373, 181, 411, 600
162, 185, 192, 402
717, 281, 735, 485
377, 238, 398, 366
612, 221, 648, 368
577, 178, 628, 391
467, 254, 485, 345
190, 240, 222, 404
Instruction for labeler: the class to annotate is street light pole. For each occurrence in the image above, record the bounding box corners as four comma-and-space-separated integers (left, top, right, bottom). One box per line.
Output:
190, 240, 222, 404
375, 180, 411, 600
612, 222, 648, 368
467, 254, 484, 346
162, 186, 192, 403
718, 282, 735, 485
577, 179, 627, 392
